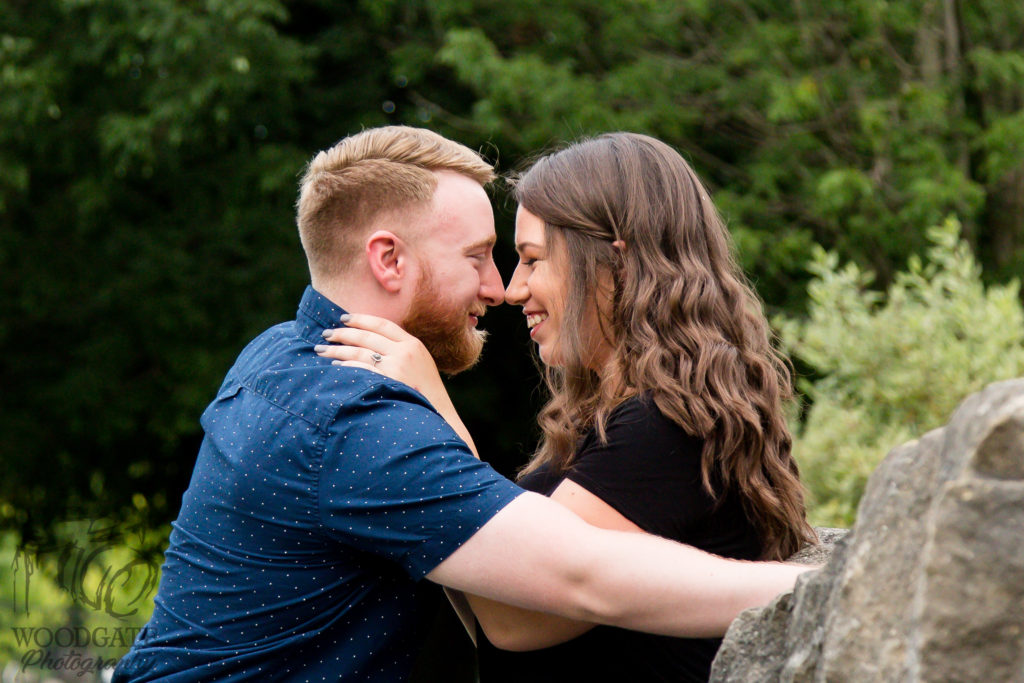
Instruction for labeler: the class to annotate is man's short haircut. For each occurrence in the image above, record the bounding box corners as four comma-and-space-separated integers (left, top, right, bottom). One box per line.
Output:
296, 126, 496, 280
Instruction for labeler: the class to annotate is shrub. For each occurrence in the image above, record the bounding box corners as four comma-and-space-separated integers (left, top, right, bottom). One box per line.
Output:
778, 217, 1024, 526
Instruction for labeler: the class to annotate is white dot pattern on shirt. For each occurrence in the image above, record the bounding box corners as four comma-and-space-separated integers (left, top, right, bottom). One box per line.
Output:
127, 292, 522, 681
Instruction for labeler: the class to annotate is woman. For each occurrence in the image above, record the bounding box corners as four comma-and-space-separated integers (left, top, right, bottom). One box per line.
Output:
318, 133, 815, 681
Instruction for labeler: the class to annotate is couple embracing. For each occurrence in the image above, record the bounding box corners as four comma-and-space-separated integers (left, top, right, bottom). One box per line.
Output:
114, 126, 815, 682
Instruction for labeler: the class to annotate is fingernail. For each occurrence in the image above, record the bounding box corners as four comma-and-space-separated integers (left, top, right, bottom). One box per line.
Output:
314, 344, 327, 353
340, 314, 351, 323
321, 329, 331, 338
331, 360, 343, 366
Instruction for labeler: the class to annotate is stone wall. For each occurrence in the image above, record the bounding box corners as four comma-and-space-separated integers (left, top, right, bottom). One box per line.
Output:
711, 378, 1024, 682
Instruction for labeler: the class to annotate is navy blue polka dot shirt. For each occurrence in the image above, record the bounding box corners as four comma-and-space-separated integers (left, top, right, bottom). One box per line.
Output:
113, 287, 523, 682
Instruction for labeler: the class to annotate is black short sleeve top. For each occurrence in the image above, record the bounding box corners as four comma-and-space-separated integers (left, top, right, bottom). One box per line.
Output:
478, 394, 762, 683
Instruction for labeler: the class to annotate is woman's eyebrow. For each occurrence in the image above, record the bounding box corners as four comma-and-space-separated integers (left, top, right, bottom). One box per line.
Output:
515, 241, 544, 255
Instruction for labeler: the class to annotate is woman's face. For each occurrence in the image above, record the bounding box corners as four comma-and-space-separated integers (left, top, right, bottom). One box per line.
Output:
506, 206, 612, 368
506, 207, 567, 366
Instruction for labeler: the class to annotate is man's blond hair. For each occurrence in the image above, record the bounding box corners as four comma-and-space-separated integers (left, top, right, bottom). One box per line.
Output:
296, 126, 496, 280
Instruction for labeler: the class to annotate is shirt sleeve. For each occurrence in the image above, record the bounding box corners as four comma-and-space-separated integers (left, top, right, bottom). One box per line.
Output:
564, 396, 714, 540
318, 379, 524, 579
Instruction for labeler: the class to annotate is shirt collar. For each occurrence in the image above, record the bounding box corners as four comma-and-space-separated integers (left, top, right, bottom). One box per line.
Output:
295, 285, 348, 343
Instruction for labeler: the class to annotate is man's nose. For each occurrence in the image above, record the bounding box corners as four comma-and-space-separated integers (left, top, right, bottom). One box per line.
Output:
480, 259, 505, 306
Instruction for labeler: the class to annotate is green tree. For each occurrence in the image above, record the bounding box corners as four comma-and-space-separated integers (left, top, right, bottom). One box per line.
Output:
384, 0, 1024, 309
4, 0, 1024, 541
0, 0, 544, 538
0, 0, 313, 535
779, 218, 1024, 527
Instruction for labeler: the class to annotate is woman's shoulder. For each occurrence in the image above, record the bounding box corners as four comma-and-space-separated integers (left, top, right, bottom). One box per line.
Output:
602, 392, 701, 448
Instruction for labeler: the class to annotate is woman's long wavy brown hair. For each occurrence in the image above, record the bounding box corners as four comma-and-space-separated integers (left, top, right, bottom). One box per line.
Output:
511, 133, 815, 560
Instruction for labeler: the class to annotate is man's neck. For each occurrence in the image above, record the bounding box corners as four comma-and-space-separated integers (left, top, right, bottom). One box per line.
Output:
312, 277, 406, 325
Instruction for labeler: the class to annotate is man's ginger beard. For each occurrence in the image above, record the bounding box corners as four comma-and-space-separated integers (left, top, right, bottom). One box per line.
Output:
402, 265, 487, 375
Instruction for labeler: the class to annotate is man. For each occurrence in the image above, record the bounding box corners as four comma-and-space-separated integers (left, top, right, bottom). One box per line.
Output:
114, 126, 811, 681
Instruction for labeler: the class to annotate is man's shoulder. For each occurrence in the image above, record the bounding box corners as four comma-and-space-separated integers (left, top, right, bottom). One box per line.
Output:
221, 324, 435, 431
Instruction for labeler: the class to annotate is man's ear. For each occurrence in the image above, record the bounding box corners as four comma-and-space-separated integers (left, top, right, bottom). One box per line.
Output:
365, 230, 410, 293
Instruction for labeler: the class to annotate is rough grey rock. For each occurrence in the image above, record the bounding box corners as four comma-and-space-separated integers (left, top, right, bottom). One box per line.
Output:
786, 527, 847, 566
711, 378, 1024, 682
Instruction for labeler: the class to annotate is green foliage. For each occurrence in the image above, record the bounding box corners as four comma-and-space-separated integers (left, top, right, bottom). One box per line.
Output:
2, 0, 1024, 549
0, 0, 320, 535
380, 0, 1024, 306
779, 218, 1024, 526
0, 0, 549, 537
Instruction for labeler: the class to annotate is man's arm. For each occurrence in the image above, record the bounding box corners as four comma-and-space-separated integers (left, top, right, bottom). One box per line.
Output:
426, 492, 812, 639
461, 479, 646, 651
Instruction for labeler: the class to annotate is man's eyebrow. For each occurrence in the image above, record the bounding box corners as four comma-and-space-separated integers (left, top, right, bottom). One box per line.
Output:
463, 237, 496, 253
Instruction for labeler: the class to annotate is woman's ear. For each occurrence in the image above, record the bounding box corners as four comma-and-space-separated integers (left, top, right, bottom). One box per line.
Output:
611, 240, 627, 277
